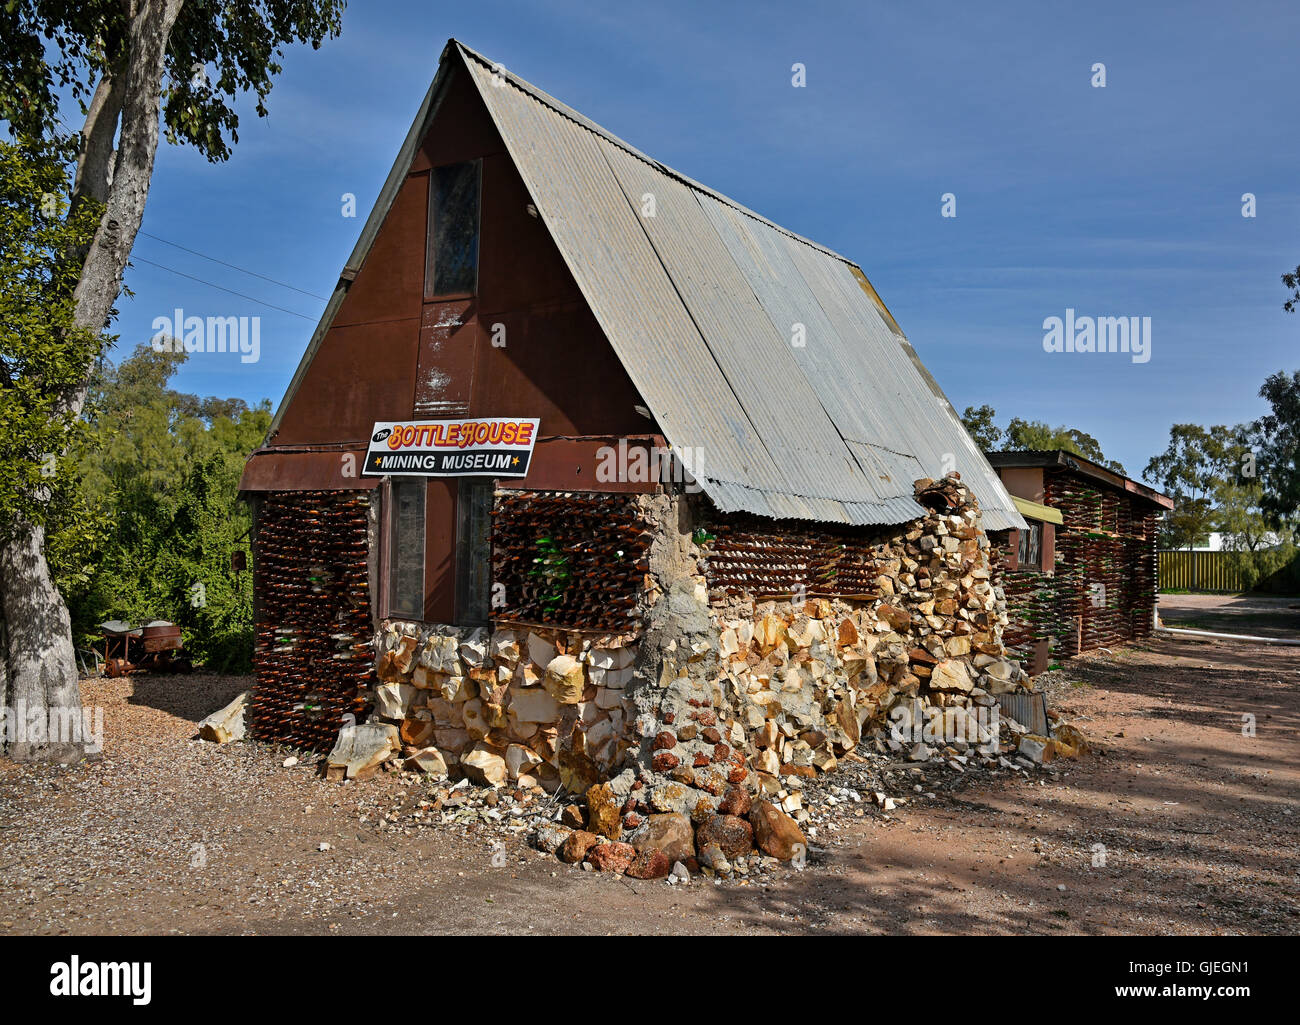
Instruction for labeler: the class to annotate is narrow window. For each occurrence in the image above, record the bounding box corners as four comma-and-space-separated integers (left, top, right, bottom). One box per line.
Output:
1017, 520, 1042, 570
425, 160, 481, 298
388, 480, 426, 618
455, 479, 493, 626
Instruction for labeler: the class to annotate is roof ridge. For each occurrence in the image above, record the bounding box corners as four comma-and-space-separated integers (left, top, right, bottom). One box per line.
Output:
450, 39, 854, 266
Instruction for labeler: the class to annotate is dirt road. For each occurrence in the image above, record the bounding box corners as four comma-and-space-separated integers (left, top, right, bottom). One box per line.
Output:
1, 632, 1296, 935
1159, 592, 1300, 640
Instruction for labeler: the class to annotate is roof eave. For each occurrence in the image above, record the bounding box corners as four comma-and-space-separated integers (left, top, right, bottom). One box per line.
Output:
987, 449, 1173, 509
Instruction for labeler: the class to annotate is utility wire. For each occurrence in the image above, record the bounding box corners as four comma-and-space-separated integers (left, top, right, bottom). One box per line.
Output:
138, 230, 331, 301
130, 256, 319, 321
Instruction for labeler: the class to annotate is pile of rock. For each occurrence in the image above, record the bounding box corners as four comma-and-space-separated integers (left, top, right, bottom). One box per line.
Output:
704, 475, 1034, 772
530, 778, 807, 880
612, 472, 1038, 829
366, 623, 639, 791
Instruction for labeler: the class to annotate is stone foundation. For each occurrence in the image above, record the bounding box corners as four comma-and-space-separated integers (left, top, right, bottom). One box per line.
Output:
349, 473, 1034, 868
371, 622, 641, 790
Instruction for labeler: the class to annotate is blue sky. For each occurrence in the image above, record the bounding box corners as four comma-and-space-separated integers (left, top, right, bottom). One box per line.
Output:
118, 0, 1299, 480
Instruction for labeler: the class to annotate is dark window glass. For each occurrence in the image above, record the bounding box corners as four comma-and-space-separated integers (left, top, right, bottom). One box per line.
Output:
456, 479, 493, 626
1017, 521, 1042, 570
389, 480, 425, 618
426, 160, 481, 297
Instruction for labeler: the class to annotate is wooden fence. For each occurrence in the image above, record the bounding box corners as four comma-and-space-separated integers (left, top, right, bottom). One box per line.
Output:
1158, 550, 1245, 593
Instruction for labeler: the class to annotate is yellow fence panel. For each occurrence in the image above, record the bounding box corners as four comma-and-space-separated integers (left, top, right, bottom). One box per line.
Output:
1158, 550, 1245, 593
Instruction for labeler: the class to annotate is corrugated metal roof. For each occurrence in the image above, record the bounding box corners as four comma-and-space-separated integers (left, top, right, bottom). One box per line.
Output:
1012, 496, 1064, 526
263, 39, 1020, 529
456, 41, 1023, 530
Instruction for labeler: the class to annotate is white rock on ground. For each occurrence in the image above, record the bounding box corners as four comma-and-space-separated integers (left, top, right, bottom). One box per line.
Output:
325, 722, 399, 780
197, 691, 249, 744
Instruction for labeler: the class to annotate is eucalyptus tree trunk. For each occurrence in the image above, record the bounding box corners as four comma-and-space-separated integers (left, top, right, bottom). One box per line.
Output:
0, 0, 184, 762
0, 526, 84, 762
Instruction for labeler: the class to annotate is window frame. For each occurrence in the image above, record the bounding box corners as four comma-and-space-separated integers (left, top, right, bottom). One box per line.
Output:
1009, 519, 1054, 573
386, 478, 427, 620
454, 477, 494, 627
424, 158, 482, 301
1017, 520, 1042, 570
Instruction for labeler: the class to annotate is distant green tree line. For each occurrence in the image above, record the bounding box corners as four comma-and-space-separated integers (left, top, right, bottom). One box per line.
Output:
963, 369, 1300, 593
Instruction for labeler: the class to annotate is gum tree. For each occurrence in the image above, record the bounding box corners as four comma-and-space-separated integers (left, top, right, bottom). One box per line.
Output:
1142, 424, 1243, 550
957, 404, 1126, 473
959, 404, 1003, 451
0, 1, 345, 761
0, 139, 105, 760
1253, 370, 1300, 529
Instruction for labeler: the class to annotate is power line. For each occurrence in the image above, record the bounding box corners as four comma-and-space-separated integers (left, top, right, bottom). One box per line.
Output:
129, 256, 319, 321
137, 230, 331, 301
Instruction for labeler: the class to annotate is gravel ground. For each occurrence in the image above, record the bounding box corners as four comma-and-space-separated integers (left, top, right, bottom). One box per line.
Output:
1, 632, 1297, 935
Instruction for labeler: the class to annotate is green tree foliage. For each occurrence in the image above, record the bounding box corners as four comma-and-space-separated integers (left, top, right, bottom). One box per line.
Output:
0, 2, 346, 162
63, 344, 270, 672
0, 0, 344, 762
958, 405, 1125, 473
0, 140, 102, 532
1143, 425, 1230, 549
1003, 418, 1125, 474
0, 140, 111, 596
1284, 265, 1299, 314
1143, 412, 1295, 590
1253, 370, 1300, 529
959, 405, 1003, 450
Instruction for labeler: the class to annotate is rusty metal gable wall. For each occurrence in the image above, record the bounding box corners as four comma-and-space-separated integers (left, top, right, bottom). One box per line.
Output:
252, 59, 650, 486
270, 172, 428, 447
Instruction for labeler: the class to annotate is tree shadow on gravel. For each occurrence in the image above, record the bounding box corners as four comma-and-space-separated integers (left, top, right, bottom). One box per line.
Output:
123, 672, 251, 725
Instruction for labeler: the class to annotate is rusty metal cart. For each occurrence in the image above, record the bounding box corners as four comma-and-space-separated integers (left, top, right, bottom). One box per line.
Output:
98, 620, 192, 676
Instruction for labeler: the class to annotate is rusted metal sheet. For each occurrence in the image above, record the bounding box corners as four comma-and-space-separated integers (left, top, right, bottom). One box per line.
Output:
240, 449, 379, 493
416, 300, 477, 417
478, 151, 584, 314
331, 174, 428, 331
415, 66, 507, 171
497, 436, 664, 494
469, 302, 649, 437
424, 479, 456, 623
271, 172, 428, 447
272, 64, 650, 452
271, 159, 431, 444
997, 692, 1050, 737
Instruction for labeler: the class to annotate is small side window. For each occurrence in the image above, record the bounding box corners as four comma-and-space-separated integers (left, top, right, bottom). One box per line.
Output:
388, 480, 426, 618
1017, 521, 1042, 571
425, 160, 481, 298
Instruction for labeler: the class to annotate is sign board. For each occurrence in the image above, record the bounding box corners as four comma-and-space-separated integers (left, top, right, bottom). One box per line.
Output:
364, 418, 539, 478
